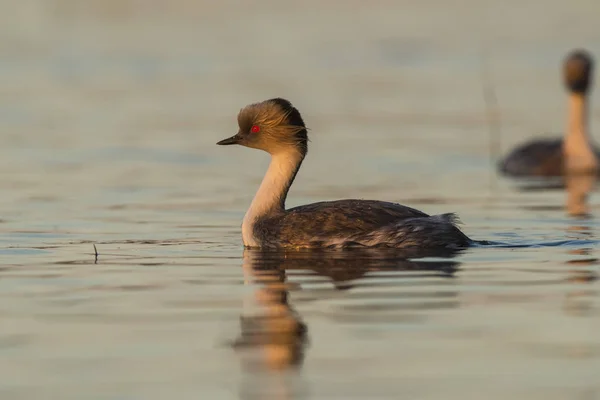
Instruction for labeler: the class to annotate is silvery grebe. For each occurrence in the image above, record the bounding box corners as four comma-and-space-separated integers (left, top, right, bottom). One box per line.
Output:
217, 98, 472, 251
499, 49, 599, 177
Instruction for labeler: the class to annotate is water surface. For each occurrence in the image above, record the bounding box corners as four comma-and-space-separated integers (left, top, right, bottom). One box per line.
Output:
1, 1, 600, 399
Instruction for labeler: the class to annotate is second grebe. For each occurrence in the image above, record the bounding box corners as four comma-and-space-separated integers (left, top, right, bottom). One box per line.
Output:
217, 98, 472, 251
499, 49, 599, 177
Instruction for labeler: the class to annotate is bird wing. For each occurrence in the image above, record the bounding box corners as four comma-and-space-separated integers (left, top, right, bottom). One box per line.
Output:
253, 199, 431, 247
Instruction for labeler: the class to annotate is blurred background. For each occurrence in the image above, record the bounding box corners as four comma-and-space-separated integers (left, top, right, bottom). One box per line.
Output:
1, 1, 599, 399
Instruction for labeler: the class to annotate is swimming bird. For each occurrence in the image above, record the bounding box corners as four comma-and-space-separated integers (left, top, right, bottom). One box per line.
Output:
217, 97, 472, 252
498, 49, 599, 177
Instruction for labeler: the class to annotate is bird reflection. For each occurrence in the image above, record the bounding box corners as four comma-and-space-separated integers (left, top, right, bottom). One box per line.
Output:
515, 170, 597, 216
565, 171, 597, 216
564, 227, 598, 317
516, 172, 598, 315
555, 195, 598, 363
232, 248, 460, 372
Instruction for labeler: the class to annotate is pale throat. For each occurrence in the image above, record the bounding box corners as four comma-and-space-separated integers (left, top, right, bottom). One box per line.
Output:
564, 93, 597, 171
241, 149, 304, 247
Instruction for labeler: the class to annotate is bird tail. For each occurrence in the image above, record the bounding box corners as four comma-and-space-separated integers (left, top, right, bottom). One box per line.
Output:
432, 212, 463, 226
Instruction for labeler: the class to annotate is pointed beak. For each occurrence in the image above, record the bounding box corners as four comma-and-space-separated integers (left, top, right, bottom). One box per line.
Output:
216, 133, 242, 146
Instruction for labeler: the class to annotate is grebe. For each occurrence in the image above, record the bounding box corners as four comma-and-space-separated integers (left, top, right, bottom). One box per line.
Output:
217, 97, 472, 251
499, 49, 599, 177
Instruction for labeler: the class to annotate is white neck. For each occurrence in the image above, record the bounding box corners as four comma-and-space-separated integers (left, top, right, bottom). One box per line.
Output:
242, 149, 305, 247
563, 93, 598, 171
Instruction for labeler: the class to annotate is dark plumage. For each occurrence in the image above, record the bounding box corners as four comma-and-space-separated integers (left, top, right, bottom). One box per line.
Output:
499, 138, 564, 176
499, 138, 600, 177
217, 98, 473, 253
254, 200, 470, 250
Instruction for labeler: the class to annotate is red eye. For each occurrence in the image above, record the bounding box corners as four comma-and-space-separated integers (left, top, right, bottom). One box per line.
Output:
250, 125, 260, 133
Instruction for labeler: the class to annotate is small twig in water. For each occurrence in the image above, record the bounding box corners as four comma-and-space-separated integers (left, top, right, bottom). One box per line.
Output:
93, 244, 98, 264
480, 50, 503, 196
480, 51, 502, 164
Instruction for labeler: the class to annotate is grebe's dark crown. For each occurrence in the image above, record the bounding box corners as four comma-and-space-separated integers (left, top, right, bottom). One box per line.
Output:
563, 49, 594, 94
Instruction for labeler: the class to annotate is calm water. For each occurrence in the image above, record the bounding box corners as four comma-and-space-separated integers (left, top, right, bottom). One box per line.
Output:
1, 1, 600, 399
